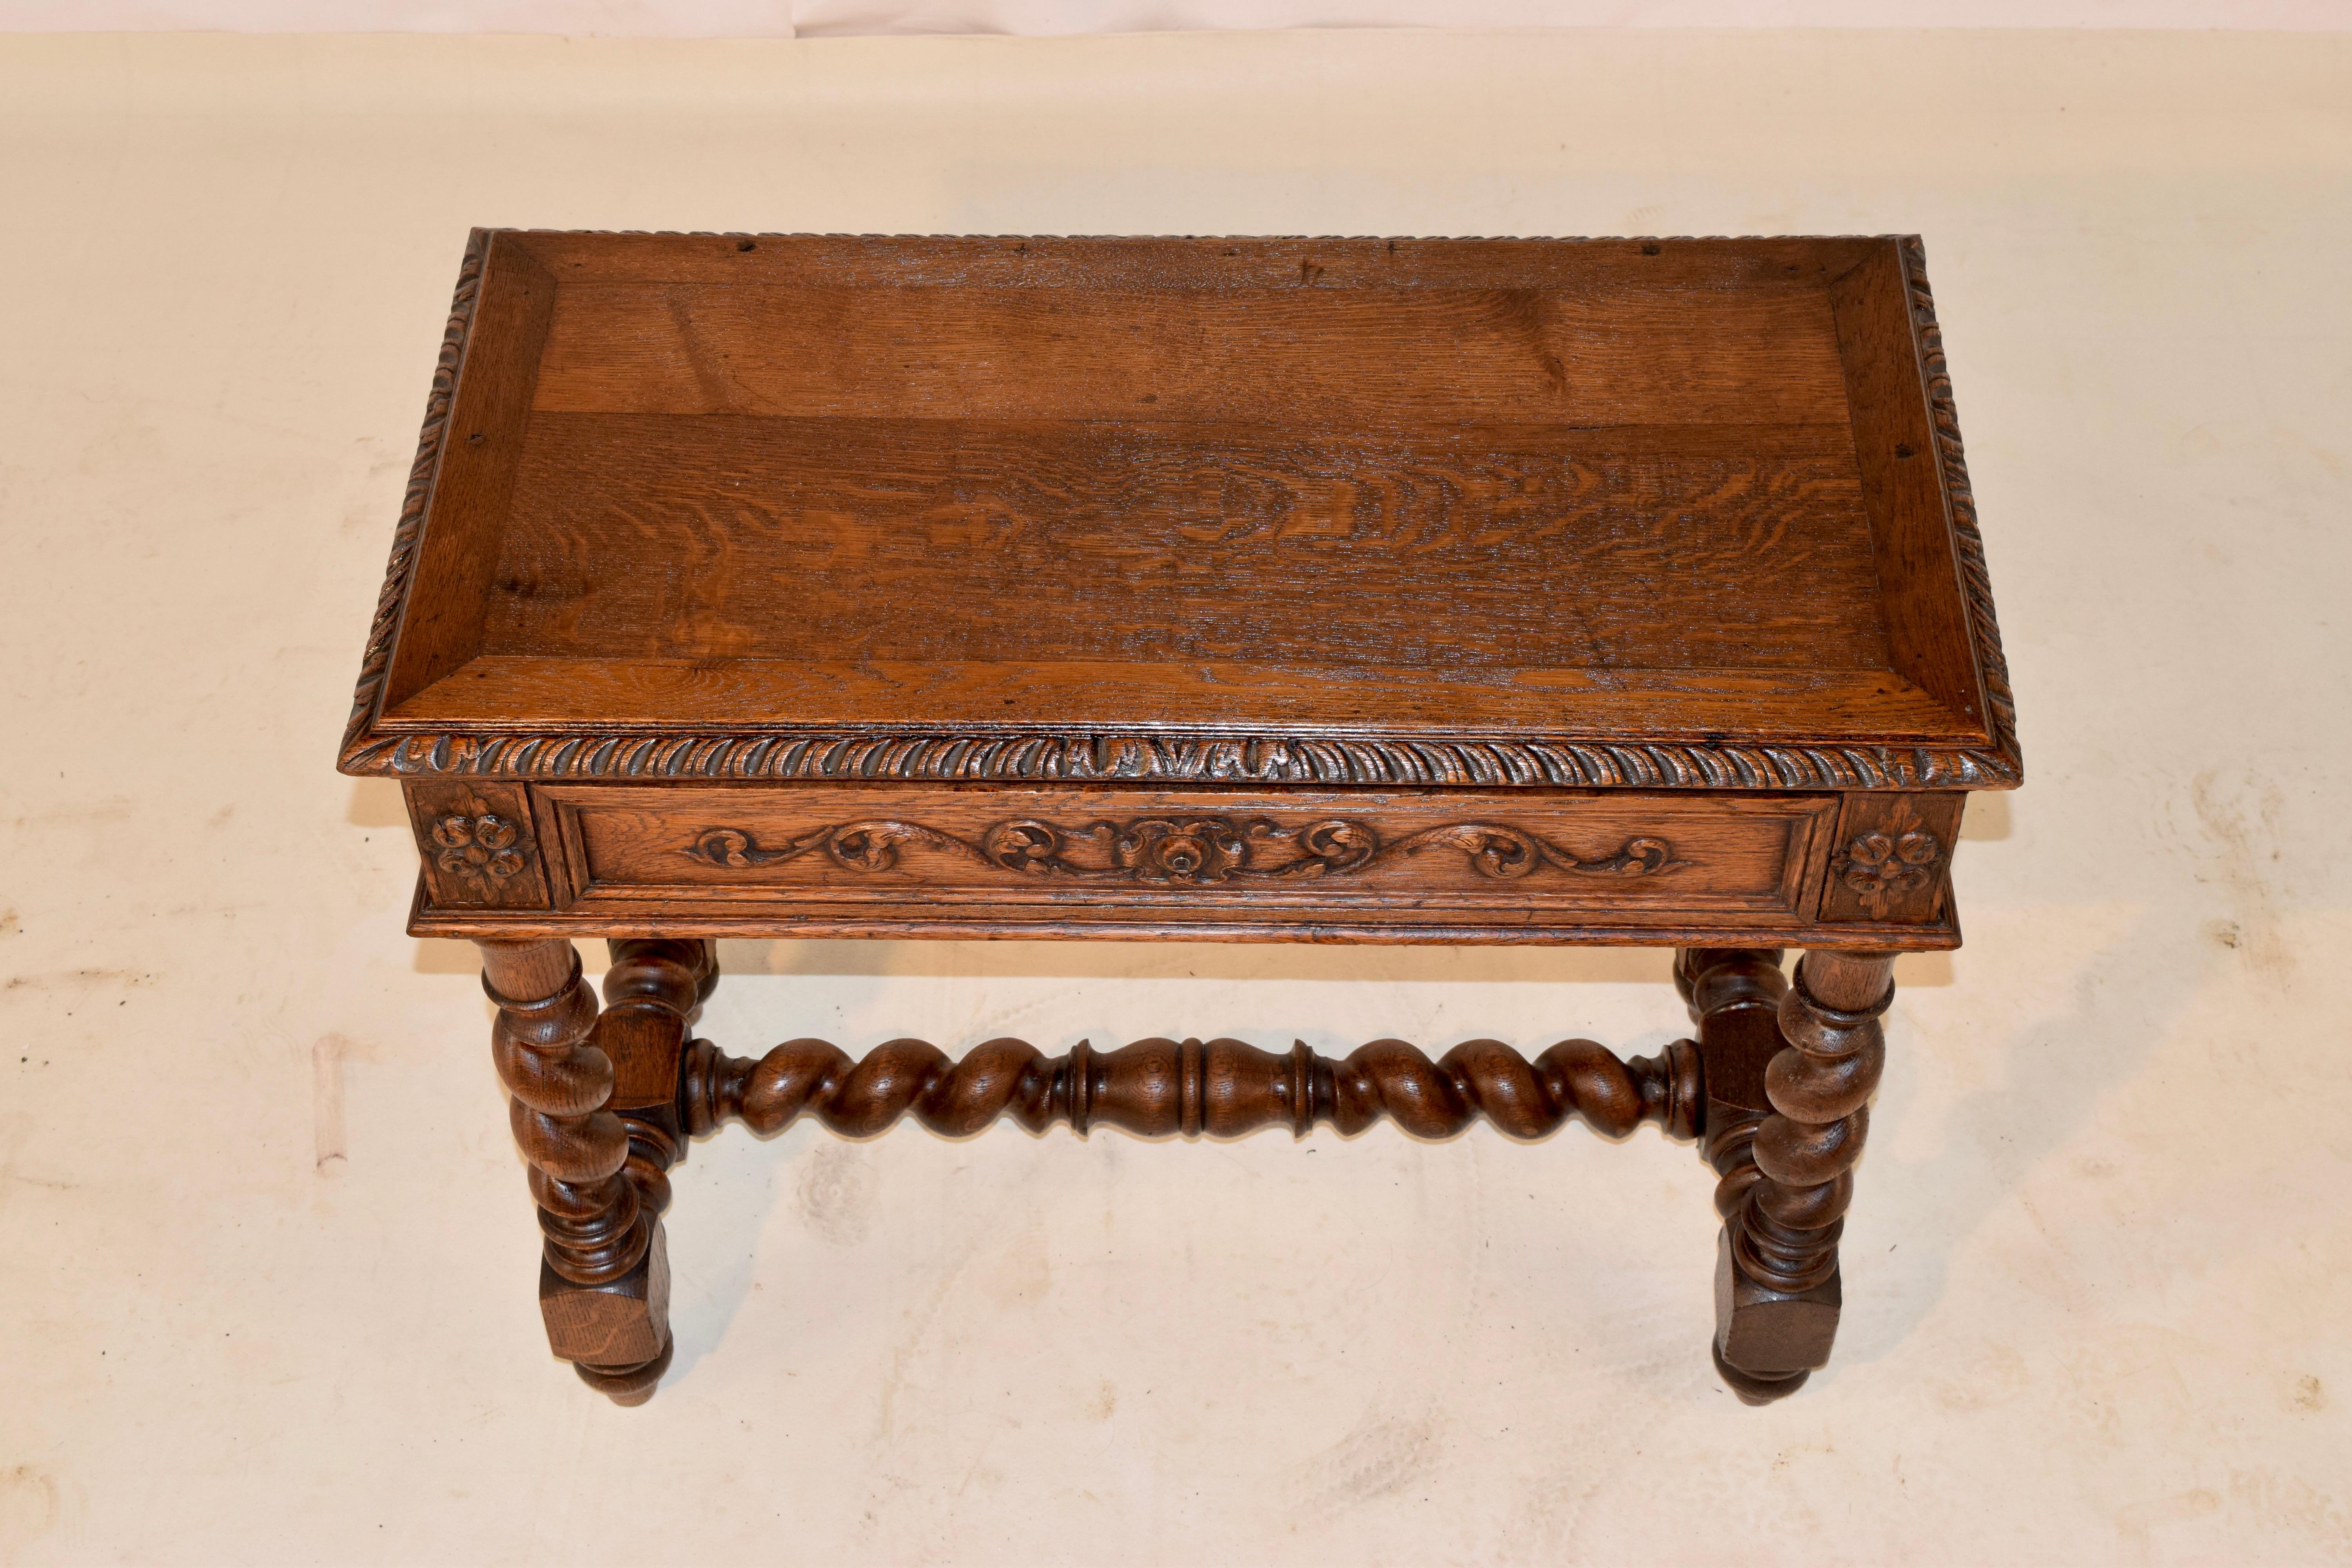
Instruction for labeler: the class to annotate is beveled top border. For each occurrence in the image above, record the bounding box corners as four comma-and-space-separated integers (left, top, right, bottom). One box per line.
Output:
337, 230, 2021, 793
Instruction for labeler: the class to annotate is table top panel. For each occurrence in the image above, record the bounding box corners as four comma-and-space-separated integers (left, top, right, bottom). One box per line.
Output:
339, 231, 2020, 791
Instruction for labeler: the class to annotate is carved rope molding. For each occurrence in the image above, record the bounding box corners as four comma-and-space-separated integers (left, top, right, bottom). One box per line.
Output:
338, 234, 2019, 793
1904, 234, 2024, 787
343, 730, 2019, 790
341, 227, 485, 764
681, 816, 1683, 885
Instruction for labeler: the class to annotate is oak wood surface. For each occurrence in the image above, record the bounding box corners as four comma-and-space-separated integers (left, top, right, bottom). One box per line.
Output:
480, 415, 1886, 673
382, 237, 556, 716
506, 231, 1883, 293
343, 232, 2017, 1410
529, 280, 1853, 426
476, 938, 715, 1405
1829, 243, 1987, 731
1818, 792, 1965, 926
477, 939, 646, 1289
339, 231, 2021, 789
388, 656, 1967, 738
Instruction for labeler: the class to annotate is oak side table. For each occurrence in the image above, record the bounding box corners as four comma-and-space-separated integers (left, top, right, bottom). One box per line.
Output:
338, 230, 2020, 1406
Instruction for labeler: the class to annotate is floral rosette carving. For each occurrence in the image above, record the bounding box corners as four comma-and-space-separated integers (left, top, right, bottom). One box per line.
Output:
432, 804, 526, 884
1108, 818, 1249, 884
1833, 806, 1945, 918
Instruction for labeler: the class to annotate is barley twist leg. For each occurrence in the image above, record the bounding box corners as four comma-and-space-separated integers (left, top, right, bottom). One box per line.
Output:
477, 938, 670, 1405
1693, 947, 1895, 1405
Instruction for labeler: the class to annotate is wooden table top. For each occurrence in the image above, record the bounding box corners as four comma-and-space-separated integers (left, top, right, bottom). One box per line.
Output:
339, 230, 2018, 795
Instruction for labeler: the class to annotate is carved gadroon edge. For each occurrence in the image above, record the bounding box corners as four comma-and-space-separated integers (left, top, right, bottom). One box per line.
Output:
341, 227, 486, 766
1904, 234, 2023, 790
681, 1032, 1703, 1145
338, 234, 2017, 793
681, 817, 1682, 885
341, 730, 2020, 791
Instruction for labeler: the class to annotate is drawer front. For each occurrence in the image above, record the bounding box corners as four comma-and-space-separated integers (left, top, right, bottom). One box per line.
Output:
514, 784, 1842, 940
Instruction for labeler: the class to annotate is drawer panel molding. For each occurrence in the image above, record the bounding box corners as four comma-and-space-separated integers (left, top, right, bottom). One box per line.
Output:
521, 785, 1844, 937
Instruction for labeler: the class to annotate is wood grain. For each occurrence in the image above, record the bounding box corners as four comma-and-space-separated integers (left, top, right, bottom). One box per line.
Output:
531, 283, 1852, 426
381, 232, 556, 713
479, 415, 1884, 675
340, 232, 2023, 788
477, 939, 644, 1287
383, 657, 1967, 738
1829, 245, 1986, 730
504, 230, 1882, 295
342, 229, 484, 765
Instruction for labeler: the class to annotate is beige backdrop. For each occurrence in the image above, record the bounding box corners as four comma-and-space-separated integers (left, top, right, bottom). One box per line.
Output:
1, 27, 2347, 1568
11, 3, 2352, 34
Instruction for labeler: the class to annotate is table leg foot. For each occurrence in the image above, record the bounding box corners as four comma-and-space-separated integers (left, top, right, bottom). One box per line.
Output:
538, 1238, 670, 1399
1710, 1339, 1808, 1405
575, 1337, 675, 1408
1711, 1226, 1836, 1403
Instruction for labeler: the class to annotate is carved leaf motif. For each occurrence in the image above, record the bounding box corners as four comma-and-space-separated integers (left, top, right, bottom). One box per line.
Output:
348, 728, 2020, 791
682, 817, 1682, 885
1390, 824, 1680, 880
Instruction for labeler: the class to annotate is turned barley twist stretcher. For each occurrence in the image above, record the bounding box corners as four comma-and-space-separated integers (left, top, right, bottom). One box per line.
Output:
339, 229, 2019, 1405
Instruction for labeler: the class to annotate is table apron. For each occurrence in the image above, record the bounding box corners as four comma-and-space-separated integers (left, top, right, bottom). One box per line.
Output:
400, 781, 1964, 948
